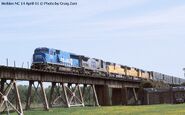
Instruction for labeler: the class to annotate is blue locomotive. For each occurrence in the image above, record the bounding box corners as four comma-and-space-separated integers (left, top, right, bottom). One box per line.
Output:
32, 47, 80, 71
31, 47, 107, 74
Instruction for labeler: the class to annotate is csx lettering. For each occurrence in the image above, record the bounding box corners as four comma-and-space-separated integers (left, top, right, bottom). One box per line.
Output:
60, 58, 72, 65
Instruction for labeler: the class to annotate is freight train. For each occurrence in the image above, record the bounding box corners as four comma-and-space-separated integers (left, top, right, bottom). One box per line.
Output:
31, 47, 185, 85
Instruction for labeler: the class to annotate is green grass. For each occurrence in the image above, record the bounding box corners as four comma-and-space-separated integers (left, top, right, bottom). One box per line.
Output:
10, 104, 185, 115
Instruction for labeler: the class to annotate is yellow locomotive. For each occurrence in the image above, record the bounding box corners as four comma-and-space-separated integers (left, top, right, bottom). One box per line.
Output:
107, 64, 126, 75
107, 63, 150, 79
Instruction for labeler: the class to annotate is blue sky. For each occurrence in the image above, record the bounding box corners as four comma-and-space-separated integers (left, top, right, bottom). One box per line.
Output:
0, 0, 185, 78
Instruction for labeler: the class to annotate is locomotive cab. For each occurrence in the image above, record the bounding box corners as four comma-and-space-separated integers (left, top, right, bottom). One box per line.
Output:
32, 48, 58, 63
32, 48, 49, 63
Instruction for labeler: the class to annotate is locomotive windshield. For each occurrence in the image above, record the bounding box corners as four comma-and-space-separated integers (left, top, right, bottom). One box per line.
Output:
34, 48, 49, 54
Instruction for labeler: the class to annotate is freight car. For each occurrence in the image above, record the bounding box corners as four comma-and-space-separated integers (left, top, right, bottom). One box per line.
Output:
141, 70, 151, 79
31, 47, 185, 85
150, 71, 185, 85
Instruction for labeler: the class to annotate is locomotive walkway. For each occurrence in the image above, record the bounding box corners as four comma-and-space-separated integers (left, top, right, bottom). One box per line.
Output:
0, 65, 142, 115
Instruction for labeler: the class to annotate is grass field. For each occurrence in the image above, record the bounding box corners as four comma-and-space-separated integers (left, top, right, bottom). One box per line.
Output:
10, 104, 185, 115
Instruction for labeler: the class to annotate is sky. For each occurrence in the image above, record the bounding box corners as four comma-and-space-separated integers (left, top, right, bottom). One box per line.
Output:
0, 0, 185, 79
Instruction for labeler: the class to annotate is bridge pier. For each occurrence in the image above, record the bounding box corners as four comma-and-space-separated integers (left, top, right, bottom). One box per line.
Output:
126, 87, 139, 105
111, 87, 129, 105
112, 88, 123, 105
25, 80, 49, 111
49, 82, 67, 107
92, 84, 100, 106
63, 83, 85, 107
49, 82, 56, 107
122, 87, 128, 105
0, 79, 23, 115
133, 88, 138, 103
95, 85, 111, 106
0, 79, 5, 104
49, 83, 85, 107
49, 83, 99, 107
81, 84, 99, 106
109, 86, 139, 106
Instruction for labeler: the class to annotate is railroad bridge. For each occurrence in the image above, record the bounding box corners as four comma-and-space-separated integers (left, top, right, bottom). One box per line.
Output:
0, 66, 145, 115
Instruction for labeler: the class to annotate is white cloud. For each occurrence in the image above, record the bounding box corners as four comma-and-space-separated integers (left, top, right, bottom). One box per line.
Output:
83, 4, 185, 31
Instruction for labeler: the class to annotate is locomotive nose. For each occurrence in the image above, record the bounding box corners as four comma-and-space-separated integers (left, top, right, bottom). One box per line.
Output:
33, 53, 46, 63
